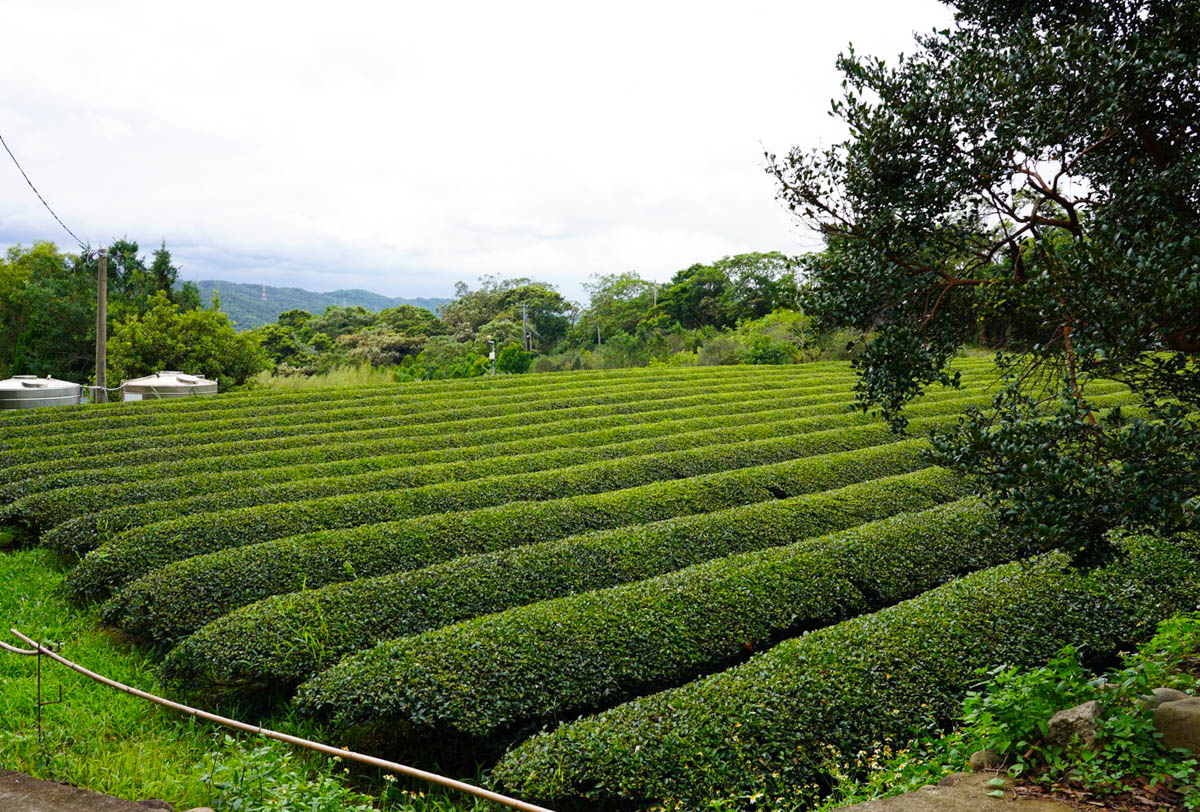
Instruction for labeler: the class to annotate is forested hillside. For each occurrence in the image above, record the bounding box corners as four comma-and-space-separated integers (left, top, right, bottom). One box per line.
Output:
188, 279, 448, 330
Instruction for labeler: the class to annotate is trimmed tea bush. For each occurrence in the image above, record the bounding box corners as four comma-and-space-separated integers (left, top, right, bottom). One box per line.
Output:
489, 535, 1200, 810
295, 499, 1007, 745
34, 386, 996, 550
161, 474, 976, 703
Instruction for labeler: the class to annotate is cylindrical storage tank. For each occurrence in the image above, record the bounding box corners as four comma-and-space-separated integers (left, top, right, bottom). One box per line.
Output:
0, 375, 84, 410
121, 371, 218, 401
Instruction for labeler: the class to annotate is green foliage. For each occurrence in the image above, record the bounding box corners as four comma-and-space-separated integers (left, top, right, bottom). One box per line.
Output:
0, 242, 94, 381
107, 291, 269, 391
11, 370, 863, 536
0, 366, 839, 505
952, 611, 1200, 805
495, 341, 533, 374
931, 378, 1200, 563
201, 736, 375, 812
769, 0, 1200, 562
160, 467, 970, 702
297, 499, 1004, 751
492, 536, 1200, 810
66, 401, 955, 601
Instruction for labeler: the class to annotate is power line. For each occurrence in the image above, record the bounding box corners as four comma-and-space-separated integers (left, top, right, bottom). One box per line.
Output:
0, 130, 88, 249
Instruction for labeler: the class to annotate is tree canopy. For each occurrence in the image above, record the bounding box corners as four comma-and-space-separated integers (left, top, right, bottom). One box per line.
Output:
772, 0, 1200, 560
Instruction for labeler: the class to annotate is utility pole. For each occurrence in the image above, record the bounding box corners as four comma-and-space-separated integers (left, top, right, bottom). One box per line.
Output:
522, 303, 531, 352
488, 338, 496, 375
95, 248, 108, 404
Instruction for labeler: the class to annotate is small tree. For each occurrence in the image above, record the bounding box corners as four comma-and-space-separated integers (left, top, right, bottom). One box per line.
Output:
770, 0, 1200, 561
496, 342, 533, 374
108, 291, 268, 391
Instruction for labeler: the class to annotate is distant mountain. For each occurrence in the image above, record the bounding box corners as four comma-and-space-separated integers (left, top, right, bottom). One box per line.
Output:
187, 280, 450, 330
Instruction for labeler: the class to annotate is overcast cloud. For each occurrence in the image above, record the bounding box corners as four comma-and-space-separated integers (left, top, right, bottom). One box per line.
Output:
0, 0, 953, 301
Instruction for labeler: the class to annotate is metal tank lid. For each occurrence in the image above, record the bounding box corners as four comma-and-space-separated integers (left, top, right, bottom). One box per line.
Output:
0, 374, 83, 391
122, 370, 217, 388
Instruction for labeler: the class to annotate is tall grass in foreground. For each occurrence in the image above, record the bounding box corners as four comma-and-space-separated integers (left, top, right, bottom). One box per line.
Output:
0, 541, 493, 810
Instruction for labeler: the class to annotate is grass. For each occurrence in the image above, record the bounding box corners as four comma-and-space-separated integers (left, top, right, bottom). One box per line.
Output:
0, 536, 496, 810
252, 365, 401, 390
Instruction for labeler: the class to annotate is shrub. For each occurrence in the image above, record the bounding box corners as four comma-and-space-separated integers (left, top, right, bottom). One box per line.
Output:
0, 369, 852, 490
295, 498, 1010, 753
17, 379, 904, 540
68, 418, 952, 602
31, 381, 1000, 550
0, 367, 826, 470
490, 536, 1200, 811
0, 378, 865, 508
156, 467, 971, 697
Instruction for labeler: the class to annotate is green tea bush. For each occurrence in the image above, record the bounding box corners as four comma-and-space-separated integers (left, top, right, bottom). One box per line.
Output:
156, 467, 970, 697
490, 536, 1200, 811
68, 423, 949, 601
33, 385, 995, 551
296, 499, 1010, 750
0, 372, 824, 470
8, 375, 1049, 533
0, 383, 857, 507
0, 375, 857, 491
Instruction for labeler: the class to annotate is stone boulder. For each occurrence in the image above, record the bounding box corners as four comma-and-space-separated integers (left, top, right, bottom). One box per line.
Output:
1046, 700, 1102, 750
1142, 687, 1190, 710
968, 749, 1005, 772
1154, 696, 1200, 754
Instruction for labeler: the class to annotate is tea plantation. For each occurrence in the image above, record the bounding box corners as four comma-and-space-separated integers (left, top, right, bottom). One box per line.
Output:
4, 363, 1191, 811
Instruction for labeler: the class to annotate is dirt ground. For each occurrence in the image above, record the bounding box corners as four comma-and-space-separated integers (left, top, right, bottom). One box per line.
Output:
0, 770, 177, 811
839, 772, 1076, 811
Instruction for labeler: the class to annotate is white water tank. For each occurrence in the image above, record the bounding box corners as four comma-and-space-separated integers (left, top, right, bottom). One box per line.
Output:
122, 371, 218, 401
0, 375, 84, 410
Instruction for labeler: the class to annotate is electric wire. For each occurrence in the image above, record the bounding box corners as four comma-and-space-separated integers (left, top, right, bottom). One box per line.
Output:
0, 130, 88, 249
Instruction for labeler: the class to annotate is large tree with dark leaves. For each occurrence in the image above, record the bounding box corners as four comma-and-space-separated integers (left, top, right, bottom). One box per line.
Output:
770, 0, 1199, 561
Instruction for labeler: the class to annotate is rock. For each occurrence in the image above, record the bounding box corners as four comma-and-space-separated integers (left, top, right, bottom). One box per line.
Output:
1154, 697, 1200, 754
183, 808, 216, 812
1141, 687, 1190, 709
136, 802, 174, 811
967, 749, 1004, 772
1046, 700, 1102, 750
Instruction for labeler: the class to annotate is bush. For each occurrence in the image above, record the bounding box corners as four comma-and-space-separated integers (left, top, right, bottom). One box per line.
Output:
296, 498, 1009, 752
491, 536, 1200, 810
157, 467, 971, 699
496, 342, 533, 374
69, 415, 950, 602
0, 367, 841, 494
0, 365, 825, 470
697, 335, 741, 366
8, 385, 863, 537
0, 372, 868, 508
29, 378, 1002, 548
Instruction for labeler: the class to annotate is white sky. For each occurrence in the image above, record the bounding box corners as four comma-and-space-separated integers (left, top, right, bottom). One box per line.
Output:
0, 0, 952, 302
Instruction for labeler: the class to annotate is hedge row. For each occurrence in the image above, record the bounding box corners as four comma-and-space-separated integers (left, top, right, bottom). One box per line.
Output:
157, 467, 973, 702
10, 364, 836, 456
296, 498, 1010, 747
34, 385, 994, 549
0, 385, 856, 505
0, 362, 854, 436
13, 379, 912, 534
1, 371, 1060, 528
0, 372, 833, 468
489, 535, 1200, 810
0, 377, 863, 490
68, 418, 949, 602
